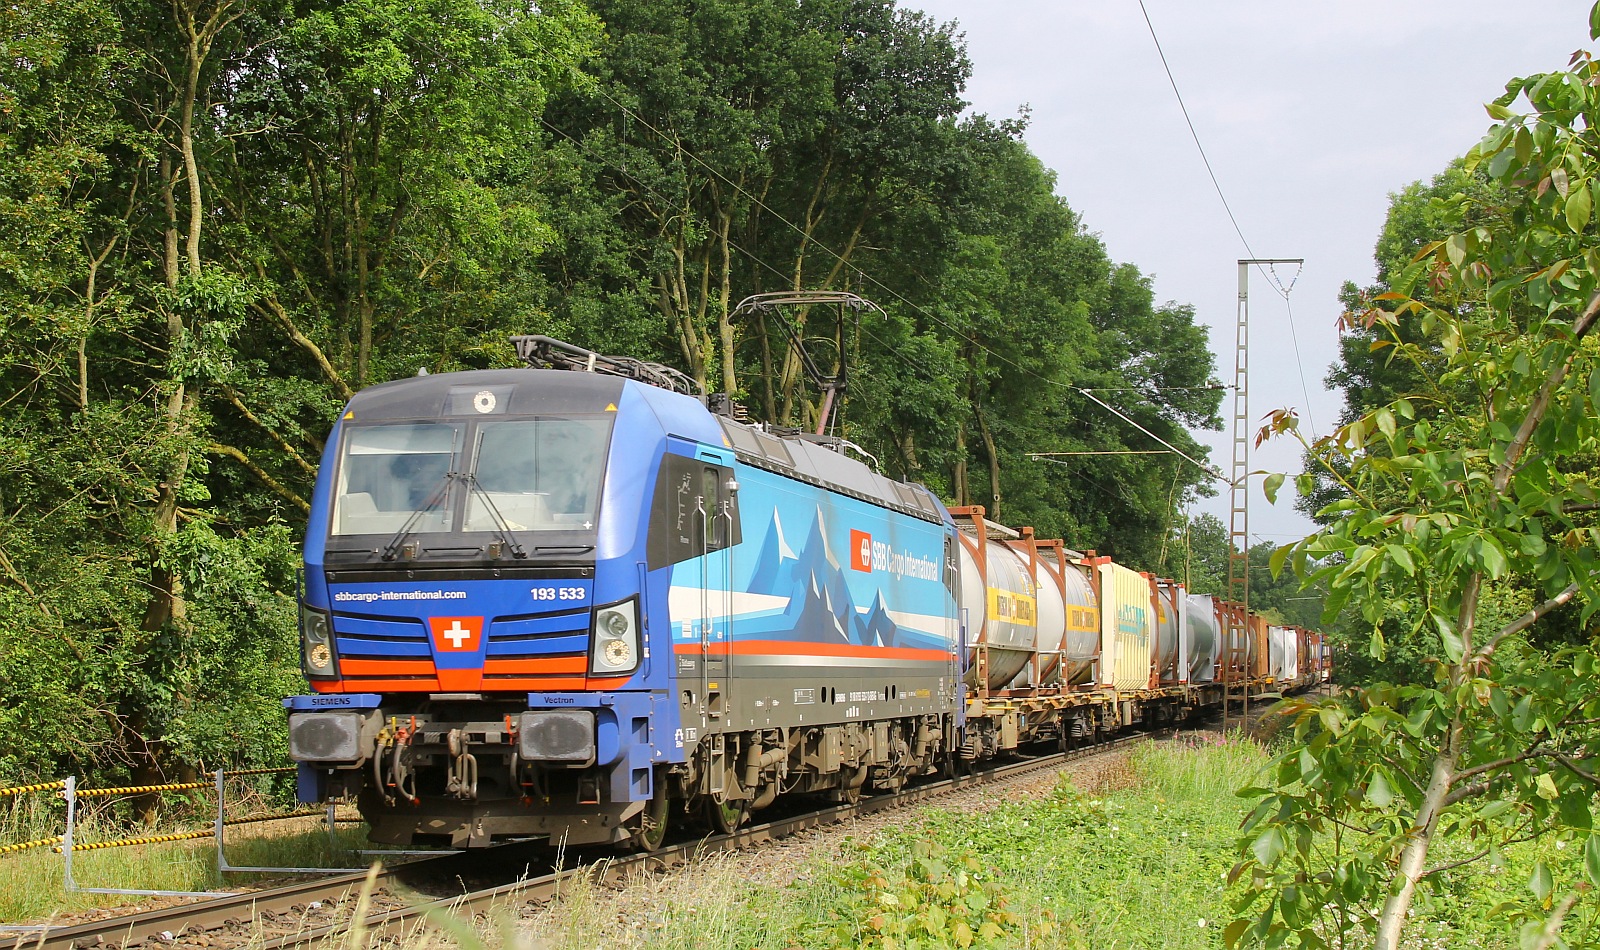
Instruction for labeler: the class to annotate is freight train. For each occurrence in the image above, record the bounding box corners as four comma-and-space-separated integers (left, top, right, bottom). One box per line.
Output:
285, 333, 1328, 850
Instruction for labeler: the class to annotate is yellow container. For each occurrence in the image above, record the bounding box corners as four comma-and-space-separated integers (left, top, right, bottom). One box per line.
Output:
1096, 561, 1155, 690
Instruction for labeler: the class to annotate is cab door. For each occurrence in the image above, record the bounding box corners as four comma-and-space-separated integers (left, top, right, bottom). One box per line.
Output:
695, 447, 736, 720
649, 441, 740, 724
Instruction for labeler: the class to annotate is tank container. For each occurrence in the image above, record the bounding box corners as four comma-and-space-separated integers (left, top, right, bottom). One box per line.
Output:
957, 534, 1039, 690
1215, 601, 1261, 677
1294, 628, 1310, 686
1268, 626, 1289, 682
1248, 614, 1270, 678
1184, 594, 1219, 683
1016, 547, 1064, 688
1007, 545, 1099, 688
1153, 579, 1181, 685
1058, 563, 1100, 685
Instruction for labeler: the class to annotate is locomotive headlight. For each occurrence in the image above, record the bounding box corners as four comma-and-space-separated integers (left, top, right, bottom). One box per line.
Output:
300, 601, 339, 680
590, 598, 640, 675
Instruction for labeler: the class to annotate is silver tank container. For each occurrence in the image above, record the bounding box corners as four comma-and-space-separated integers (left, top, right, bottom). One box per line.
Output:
1153, 580, 1181, 684
1184, 594, 1219, 683
1217, 603, 1259, 674
1057, 560, 1099, 685
1268, 625, 1290, 682
957, 535, 1039, 690
1022, 549, 1065, 686
1008, 547, 1099, 688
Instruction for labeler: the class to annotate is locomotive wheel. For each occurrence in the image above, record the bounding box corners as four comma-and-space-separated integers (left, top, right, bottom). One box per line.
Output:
705, 795, 749, 834
833, 763, 868, 804
629, 777, 671, 852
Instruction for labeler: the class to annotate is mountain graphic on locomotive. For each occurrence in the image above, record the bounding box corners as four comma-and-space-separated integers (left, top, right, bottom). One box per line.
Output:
286, 296, 1327, 850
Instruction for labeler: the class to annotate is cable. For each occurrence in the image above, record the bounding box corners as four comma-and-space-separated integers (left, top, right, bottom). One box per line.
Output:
1078, 388, 1223, 482
1136, 0, 1270, 288
1136, 1, 1320, 438
1282, 292, 1319, 438
534, 113, 1167, 541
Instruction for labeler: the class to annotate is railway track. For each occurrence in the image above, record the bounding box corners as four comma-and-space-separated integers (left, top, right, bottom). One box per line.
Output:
24, 734, 1150, 950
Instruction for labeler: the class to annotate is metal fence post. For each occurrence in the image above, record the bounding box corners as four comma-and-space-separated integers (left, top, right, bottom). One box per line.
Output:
325, 798, 338, 853
61, 775, 76, 892
211, 769, 227, 873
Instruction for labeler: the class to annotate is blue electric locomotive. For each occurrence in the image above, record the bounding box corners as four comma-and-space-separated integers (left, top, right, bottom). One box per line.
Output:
287, 336, 963, 848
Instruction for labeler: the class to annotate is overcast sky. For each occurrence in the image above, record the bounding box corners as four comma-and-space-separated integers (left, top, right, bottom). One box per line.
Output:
908, 0, 1584, 544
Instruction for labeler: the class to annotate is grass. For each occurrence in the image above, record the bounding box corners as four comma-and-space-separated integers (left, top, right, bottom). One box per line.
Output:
449, 734, 1585, 950
10, 736, 1583, 947
428, 735, 1273, 950
0, 789, 384, 924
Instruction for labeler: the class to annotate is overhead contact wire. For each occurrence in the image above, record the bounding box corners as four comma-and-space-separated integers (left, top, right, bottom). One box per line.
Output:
1136, 0, 1320, 437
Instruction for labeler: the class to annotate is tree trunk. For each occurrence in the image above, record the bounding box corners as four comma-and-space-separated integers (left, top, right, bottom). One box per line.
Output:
953, 423, 969, 506
716, 199, 736, 395
130, 0, 239, 819
898, 430, 919, 478
1373, 729, 1460, 950
973, 403, 1001, 521
178, 27, 203, 276
1375, 571, 1480, 949
757, 319, 776, 421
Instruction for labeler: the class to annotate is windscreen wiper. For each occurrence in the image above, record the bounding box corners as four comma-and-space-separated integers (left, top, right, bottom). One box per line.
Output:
461, 473, 528, 559
380, 472, 457, 561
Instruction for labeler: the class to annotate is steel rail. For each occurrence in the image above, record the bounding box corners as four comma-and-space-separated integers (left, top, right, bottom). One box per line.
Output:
27, 853, 467, 950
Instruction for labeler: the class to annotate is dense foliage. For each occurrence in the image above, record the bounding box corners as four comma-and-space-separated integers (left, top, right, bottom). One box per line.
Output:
0, 0, 1221, 790
1236, 10, 1600, 947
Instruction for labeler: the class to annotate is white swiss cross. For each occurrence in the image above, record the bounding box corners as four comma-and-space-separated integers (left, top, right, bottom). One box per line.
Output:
428, 616, 482, 652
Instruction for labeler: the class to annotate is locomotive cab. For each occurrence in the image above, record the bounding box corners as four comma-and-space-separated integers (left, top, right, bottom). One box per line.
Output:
288, 367, 708, 847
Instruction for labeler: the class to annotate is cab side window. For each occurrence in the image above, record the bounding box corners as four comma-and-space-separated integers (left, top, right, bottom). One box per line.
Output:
647, 452, 741, 569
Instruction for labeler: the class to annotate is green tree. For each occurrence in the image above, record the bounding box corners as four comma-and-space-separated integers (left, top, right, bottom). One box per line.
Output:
1301, 163, 1509, 523
0, 0, 1224, 794
0, 0, 598, 799
1233, 18, 1600, 947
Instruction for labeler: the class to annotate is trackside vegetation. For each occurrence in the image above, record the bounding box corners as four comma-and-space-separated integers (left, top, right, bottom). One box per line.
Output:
505, 738, 1275, 949
427, 737, 1568, 949
7, 736, 1574, 943
0, 804, 371, 922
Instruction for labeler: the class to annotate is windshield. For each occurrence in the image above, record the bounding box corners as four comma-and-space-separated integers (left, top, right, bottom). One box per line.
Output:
463, 418, 611, 532
330, 417, 611, 538
332, 423, 459, 536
